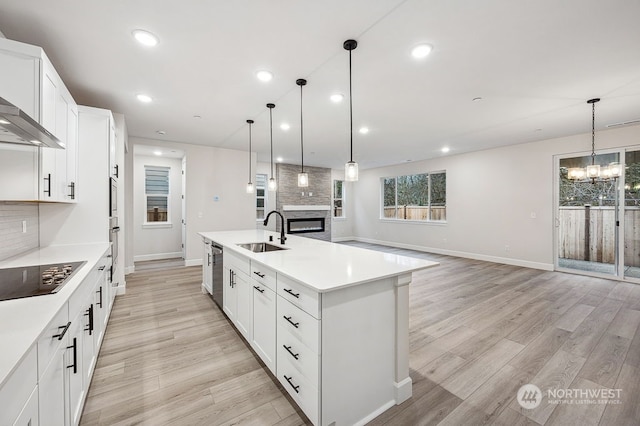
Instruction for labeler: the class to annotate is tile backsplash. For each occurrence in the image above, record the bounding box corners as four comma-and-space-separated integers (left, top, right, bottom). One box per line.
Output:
0, 202, 38, 261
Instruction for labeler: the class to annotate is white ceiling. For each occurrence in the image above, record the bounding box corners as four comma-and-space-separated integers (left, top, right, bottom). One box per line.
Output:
0, 0, 639, 170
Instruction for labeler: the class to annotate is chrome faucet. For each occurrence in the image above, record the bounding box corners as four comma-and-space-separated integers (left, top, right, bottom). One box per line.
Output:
263, 210, 287, 244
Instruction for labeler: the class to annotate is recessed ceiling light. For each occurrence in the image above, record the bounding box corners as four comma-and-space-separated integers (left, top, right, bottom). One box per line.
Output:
441, 147, 450, 153
137, 94, 153, 103
156, 130, 166, 135
359, 127, 369, 134
411, 44, 432, 59
280, 123, 290, 131
132, 29, 159, 47
256, 70, 273, 82
0, 119, 9, 125
276, 156, 283, 162
154, 151, 162, 156
330, 94, 344, 103
193, 115, 201, 119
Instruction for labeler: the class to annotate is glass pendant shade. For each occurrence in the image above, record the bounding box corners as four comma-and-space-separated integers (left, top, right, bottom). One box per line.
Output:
586, 164, 600, 179
298, 172, 309, 187
567, 168, 586, 180
246, 182, 254, 194
268, 177, 277, 191
345, 161, 359, 182
608, 162, 622, 178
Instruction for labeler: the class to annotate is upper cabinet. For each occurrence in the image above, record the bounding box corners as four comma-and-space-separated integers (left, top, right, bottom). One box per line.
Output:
0, 38, 78, 202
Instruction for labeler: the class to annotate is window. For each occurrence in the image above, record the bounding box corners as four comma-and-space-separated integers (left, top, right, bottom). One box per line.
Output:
333, 179, 344, 218
256, 174, 267, 220
381, 172, 446, 222
145, 166, 170, 223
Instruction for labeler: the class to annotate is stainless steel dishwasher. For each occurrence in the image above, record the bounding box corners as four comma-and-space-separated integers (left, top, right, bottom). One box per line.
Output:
211, 243, 224, 309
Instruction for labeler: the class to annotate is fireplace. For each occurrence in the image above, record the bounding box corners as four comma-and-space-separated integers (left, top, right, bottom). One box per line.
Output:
287, 218, 325, 234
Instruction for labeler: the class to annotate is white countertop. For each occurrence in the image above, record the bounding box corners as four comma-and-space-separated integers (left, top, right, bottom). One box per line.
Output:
199, 230, 438, 292
0, 243, 110, 388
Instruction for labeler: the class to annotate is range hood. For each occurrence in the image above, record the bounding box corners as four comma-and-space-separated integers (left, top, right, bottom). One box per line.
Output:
0, 96, 64, 149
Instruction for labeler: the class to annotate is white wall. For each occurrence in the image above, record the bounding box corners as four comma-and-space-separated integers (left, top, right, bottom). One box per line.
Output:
125, 137, 256, 270
133, 154, 183, 261
352, 124, 640, 270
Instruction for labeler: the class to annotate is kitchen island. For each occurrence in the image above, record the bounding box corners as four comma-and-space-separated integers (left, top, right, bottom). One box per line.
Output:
199, 229, 438, 426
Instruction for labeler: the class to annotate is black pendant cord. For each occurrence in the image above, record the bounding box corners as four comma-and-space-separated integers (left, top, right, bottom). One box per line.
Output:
348, 46, 353, 163
247, 119, 253, 184
267, 103, 275, 179
591, 101, 596, 166
300, 83, 304, 173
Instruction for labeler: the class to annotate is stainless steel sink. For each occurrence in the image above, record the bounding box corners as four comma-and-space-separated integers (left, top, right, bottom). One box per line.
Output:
236, 242, 288, 253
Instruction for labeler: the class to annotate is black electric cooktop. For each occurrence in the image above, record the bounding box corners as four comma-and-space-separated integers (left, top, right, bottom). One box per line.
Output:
0, 261, 86, 302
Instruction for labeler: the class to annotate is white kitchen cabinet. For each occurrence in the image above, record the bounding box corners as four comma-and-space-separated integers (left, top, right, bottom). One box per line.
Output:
66, 315, 84, 426
0, 38, 78, 202
202, 238, 213, 294
235, 271, 252, 340
252, 282, 276, 373
38, 320, 69, 426
13, 385, 39, 426
0, 346, 38, 426
223, 250, 253, 341
109, 118, 118, 180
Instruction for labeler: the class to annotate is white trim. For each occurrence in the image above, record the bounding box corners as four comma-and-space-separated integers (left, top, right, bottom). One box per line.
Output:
331, 236, 356, 242
142, 222, 173, 229
125, 266, 135, 275
134, 252, 183, 262
185, 258, 203, 267
378, 219, 448, 226
353, 237, 554, 271
282, 205, 331, 211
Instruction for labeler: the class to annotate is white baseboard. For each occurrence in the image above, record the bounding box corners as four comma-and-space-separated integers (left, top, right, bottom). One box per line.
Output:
125, 266, 135, 275
185, 258, 203, 267
331, 236, 356, 242
353, 237, 554, 271
134, 252, 183, 262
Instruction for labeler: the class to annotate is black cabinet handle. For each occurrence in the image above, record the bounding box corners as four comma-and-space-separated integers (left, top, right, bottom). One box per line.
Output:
84, 304, 94, 335
283, 345, 300, 360
253, 285, 265, 293
68, 182, 75, 199
96, 286, 103, 308
53, 322, 71, 340
253, 271, 265, 278
284, 375, 300, 393
114, 164, 119, 178
43, 173, 51, 197
283, 288, 300, 298
98, 266, 106, 271
67, 337, 77, 374
283, 315, 299, 329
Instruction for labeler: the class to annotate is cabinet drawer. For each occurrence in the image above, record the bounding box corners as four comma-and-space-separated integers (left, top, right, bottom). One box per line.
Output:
277, 297, 320, 354
278, 354, 319, 425
68, 264, 99, 316
0, 345, 37, 426
277, 324, 320, 387
277, 274, 320, 319
225, 249, 250, 276
37, 304, 70, 378
250, 261, 276, 292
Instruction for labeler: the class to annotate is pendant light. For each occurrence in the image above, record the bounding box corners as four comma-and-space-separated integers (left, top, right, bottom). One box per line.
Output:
567, 98, 621, 182
267, 103, 277, 191
296, 78, 309, 187
245, 119, 254, 194
344, 39, 359, 181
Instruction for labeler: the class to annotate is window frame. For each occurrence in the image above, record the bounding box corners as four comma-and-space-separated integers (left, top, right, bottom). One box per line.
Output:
144, 165, 171, 226
256, 173, 267, 221
379, 171, 447, 223
333, 179, 345, 219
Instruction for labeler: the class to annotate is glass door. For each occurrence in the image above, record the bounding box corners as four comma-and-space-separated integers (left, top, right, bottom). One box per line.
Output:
624, 150, 640, 280
556, 152, 620, 276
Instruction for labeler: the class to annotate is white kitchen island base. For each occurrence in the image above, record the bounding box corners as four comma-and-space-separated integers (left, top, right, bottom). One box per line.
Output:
199, 230, 437, 425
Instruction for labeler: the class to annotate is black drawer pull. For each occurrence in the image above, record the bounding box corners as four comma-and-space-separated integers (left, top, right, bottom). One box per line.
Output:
53, 322, 71, 340
283, 288, 300, 298
84, 304, 94, 335
96, 286, 103, 308
66, 337, 77, 374
283, 345, 300, 360
43, 173, 51, 197
68, 182, 75, 199
253, 285, 265, 293
253, 271, 265, 278
284, 375, 300, 393
283, 315, 299, 328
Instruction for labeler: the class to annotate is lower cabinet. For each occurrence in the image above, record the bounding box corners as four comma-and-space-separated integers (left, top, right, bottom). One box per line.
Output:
251, 283, 276, 372
1, 251, 114, 426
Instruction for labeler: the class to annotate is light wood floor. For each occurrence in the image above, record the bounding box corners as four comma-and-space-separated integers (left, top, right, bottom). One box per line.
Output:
80, 243, 640, 425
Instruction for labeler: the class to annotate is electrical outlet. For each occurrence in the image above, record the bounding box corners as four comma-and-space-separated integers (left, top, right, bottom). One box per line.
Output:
22, 220, 27, 233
